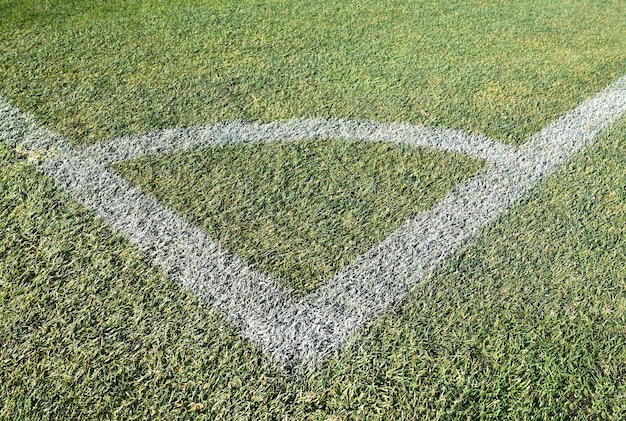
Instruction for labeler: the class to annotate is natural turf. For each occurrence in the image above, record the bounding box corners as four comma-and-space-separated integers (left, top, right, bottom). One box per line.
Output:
113, 139, 482, 292
1, 0, 625, 144
2, 114, 625, 419
2, 0, 626, 418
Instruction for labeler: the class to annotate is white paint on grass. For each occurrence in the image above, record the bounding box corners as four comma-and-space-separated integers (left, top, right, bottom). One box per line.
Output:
80, 118, 517, 166
1, 74, 625, 373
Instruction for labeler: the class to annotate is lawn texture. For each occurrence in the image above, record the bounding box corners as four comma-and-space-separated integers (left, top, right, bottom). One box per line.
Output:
2, 0, 626, 418
113, 139, 482, 292
0, 0, 625, 144
2, 116, 625, 419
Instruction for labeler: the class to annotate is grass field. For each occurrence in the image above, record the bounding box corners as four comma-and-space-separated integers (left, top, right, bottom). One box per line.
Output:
114, 140, 482, 292
1, 0, 625, 144
1, 0, 626, 419
2, 117, 625, 419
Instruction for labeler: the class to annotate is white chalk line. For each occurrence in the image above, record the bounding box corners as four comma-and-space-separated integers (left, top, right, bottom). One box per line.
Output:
79, 119, 516, 166
1, 73, 625, 372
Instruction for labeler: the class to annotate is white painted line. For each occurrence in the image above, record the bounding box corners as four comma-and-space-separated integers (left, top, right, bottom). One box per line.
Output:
79, 119, 517, 166
1, 74, 625, 373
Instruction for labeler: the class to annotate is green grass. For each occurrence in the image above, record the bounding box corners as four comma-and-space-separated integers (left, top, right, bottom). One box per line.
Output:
113, 139, 482, 292
1, 0, 625, 144
2, 117, 625, 420
2, 0, 626, 418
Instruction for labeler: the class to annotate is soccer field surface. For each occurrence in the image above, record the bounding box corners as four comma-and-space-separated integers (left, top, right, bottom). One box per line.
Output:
1, 1, 626, 419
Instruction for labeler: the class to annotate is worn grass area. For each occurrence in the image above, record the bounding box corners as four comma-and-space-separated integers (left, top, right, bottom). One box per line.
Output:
2, 113, 625, 419
113, 140, 482, 292
1, 0, 625, 144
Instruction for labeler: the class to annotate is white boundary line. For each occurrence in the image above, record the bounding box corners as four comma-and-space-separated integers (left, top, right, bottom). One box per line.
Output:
79, 119, 517, 165
1, 74, 625, 372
